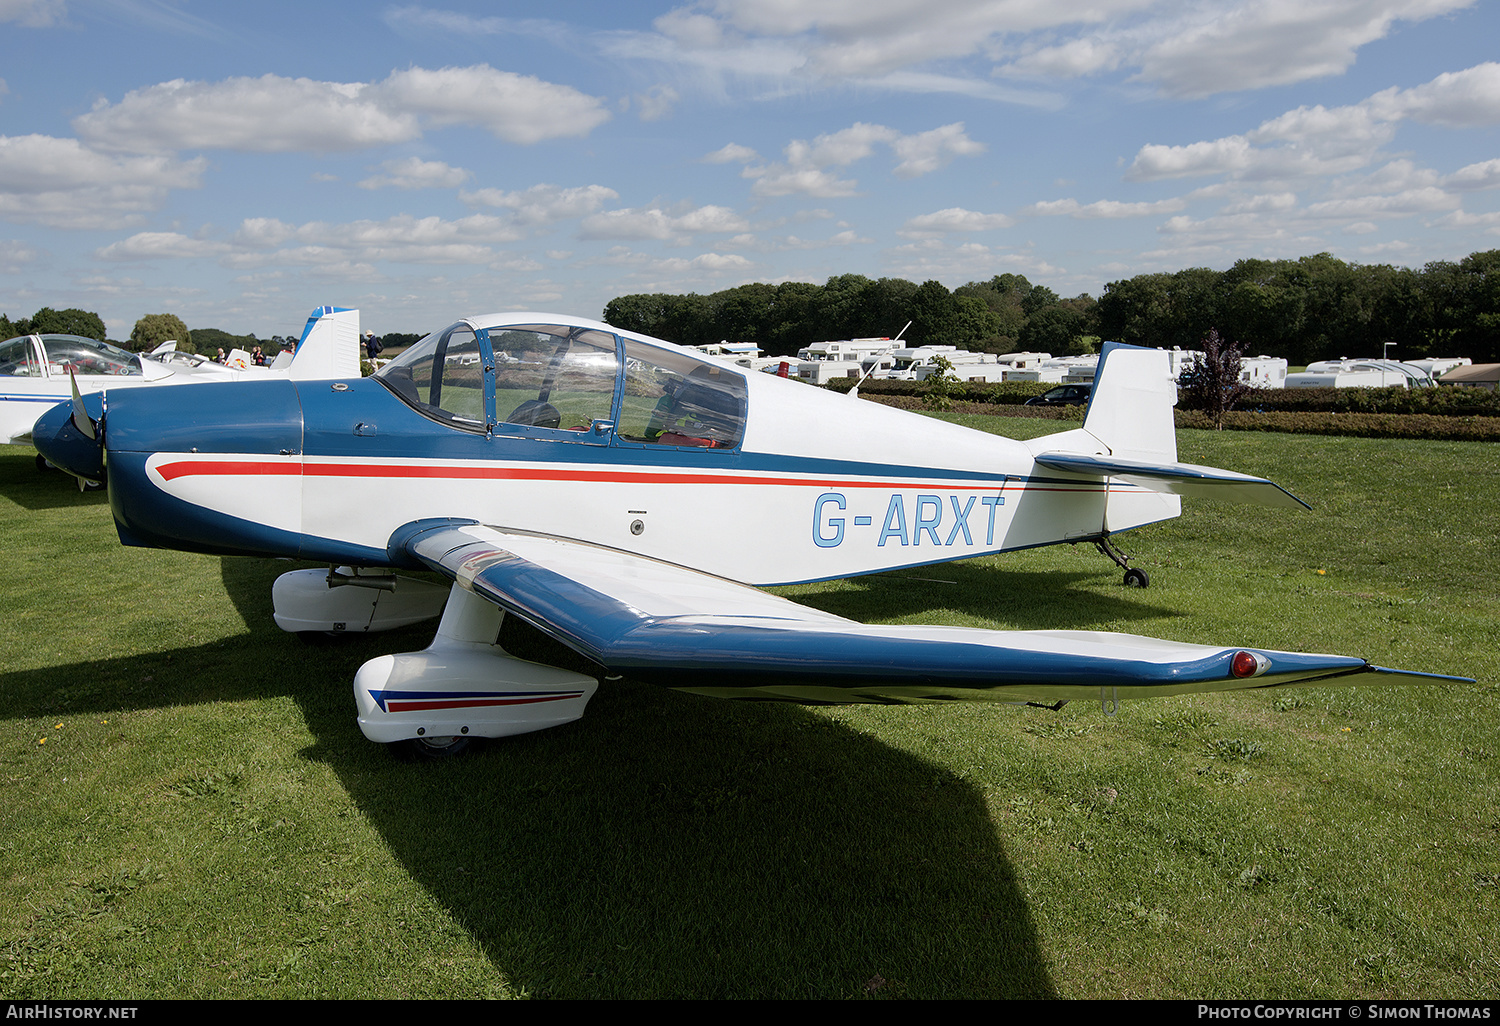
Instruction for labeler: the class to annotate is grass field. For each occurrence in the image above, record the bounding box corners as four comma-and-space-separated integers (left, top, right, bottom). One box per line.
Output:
1, 418, 1496, 1000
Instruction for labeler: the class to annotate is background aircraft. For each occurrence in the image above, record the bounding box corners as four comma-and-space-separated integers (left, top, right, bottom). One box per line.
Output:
34, 313, 1469, 756
2, 306, 362, 452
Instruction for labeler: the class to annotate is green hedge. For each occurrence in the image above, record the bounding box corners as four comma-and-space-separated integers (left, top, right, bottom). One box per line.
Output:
1174, 409, 1500, 440
826, 377, 1500, 417
1238, 385, 1500, 417
822, 378, 1056, 405
844, 389, 1499, 441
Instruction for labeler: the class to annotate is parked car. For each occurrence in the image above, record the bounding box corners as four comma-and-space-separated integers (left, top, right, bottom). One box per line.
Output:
1023, 383, 1092, 406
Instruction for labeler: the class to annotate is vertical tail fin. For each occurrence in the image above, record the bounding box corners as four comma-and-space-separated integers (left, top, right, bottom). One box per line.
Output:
1082, 342, 1178, 463
288, 306, 362, 380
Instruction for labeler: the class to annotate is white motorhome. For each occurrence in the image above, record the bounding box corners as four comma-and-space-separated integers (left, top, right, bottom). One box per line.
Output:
1406, 357, 1472, 380
690, 341, 790, 374
1288, 359, 1431, 389
1238, 356, 1288, 388
793, 338, 897, 385
887, 346, 1010, 383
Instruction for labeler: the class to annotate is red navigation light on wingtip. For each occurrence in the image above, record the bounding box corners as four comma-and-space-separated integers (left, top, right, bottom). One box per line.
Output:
1231, 651, 1267, 679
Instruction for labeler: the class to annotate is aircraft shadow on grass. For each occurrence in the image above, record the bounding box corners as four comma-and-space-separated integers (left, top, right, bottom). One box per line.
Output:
0, 453, 110, 512
785, 561, 1180, 630
3, 553, 1086, 997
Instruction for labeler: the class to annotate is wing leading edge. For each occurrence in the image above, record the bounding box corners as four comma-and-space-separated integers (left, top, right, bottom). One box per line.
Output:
398, 523, 1467, 705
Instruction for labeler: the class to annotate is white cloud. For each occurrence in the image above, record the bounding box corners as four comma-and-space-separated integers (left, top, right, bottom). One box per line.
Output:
1365, 61, 1500, 127
0, 0, 64, 28
1445, 158, 1500, 191
0, 237, 40, 274
1433, 209, 1500, 230
884, 237, 1064, 285
0, 134, 206, 229
96, 232, 232, 261
640, 0, 1472, 101
1135, 0, 1473, 99
1126, 63, 1500, 184
1218, 191, 1298, 213
653, 8, 733, 49
792, 122, 899, 167
459, 184, 619, 225
358, 157, 471, 191
704, 142, 760, 164
1001, 37, 1122, 79
74, 75, 418, 153
770, 229, 872, 249
73, 65, 610, 154
382, 6, 577, 48
102, 213, 533, 270
889, 122, 986, 178
745, 165, 860, 198
899, 207, 1015, 238
579, 204, 750, 241
1157, 211, 1313, 242
677, 252, 755, 271
1127, 136, 1257, 180
1024, 197, 1187, 218
376, 66, 610, 144
1303, 187, 1458, 219
738, 121, 983, 197
635, 85, 680, 121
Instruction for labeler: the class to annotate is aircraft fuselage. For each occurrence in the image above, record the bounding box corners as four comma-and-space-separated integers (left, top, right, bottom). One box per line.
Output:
89, 372, 1145, 587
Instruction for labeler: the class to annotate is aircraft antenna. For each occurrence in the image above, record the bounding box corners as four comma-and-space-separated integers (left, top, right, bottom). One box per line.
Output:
847, 321, 912, 399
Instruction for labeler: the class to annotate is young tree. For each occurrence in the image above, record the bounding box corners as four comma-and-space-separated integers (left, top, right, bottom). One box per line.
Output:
1177, 328, 1249, 430
130, 313, 191, 353
922, 354, 959, 410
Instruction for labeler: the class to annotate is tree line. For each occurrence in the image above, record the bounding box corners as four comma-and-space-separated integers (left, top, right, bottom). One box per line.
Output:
1, 307, 249, 353
1, 307, 424, 356
604, 274, 1099, 358
604, 250, 1500, 364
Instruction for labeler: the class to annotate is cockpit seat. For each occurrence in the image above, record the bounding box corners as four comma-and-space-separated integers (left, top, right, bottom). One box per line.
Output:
506, 399, 562, 429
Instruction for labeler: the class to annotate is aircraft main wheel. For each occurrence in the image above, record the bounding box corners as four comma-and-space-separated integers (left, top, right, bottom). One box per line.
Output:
1123, 568, 1149, 589
405, 734, 471, 759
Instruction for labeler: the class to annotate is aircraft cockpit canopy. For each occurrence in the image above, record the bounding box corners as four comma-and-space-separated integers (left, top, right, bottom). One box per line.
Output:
375, 323, 487, 429
0, 334, 143, 378
376, 320, 749, 449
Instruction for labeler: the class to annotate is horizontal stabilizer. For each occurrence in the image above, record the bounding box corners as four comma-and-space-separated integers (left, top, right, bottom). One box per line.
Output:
1032, 452, 1310, 510
393, 523, 1466, 705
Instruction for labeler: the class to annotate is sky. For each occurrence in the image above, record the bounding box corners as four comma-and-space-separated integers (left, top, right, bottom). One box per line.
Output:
2, 0, 1498, 341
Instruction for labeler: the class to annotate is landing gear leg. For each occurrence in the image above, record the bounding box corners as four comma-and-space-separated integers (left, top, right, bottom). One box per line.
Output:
1095, 535, 1149, 588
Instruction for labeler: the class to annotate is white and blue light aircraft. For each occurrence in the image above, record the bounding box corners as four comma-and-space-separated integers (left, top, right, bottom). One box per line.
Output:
34, 312, 1468, 756
3, 306, 362, 451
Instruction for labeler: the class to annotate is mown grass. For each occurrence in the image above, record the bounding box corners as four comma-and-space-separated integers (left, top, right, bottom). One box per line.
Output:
0, 421, 1495, 1000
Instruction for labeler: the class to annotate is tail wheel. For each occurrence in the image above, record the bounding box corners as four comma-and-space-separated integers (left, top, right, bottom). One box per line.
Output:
1123, 568, 1150, 589
404, 734, 471, 759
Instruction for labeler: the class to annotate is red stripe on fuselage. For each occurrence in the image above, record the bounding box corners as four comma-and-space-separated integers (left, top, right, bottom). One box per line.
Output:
385, 694, 583, 712
152, 458, 1115, 493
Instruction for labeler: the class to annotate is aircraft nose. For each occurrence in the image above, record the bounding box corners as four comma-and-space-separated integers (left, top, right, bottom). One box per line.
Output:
34, 394, 106, 484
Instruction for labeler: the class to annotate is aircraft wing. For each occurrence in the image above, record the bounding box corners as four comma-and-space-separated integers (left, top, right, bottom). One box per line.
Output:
1032, 452, 1311, 510
397, 522, 1464, 704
